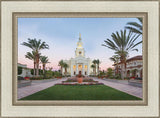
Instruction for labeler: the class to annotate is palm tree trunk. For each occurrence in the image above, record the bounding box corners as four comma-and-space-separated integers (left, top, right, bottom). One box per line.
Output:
61, 67, 63, 75
43, 64, 45, 74
124, 62, 127, 77
36, 55, 39, 77
116, 64, 118, 74
98, 65, 99, 75
120, 55, 126, 79
92, 68, 94, 75
33, 62, 36, 76
36, 63, 39, 77
95, 65, 96, 75
65, 68, 67, 76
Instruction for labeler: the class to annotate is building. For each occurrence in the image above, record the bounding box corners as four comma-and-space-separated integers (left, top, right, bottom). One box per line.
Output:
126, 55, 143, 78
62, 34, 98, 76
18, 63, 32, 77
113, 55, 143, 78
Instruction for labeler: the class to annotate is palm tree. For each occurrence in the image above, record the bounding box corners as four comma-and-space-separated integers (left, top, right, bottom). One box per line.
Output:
92, 60, 97, 75
22, 38, 49, 77
91, 64, 96, 75
125, 18, 142, 35
109, 55, 120, 75
40, 56, 50, 74
102, 29, 142, 79
96, 59, 100, 75
58, 60, 64, 75
63, 63, 69, 76
25, 51, 37, 76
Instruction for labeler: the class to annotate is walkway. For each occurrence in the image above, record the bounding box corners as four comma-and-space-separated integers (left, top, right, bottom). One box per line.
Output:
93, 78, 143, 98
18, 78, 67, 99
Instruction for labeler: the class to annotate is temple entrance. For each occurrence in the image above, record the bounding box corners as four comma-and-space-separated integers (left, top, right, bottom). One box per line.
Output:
127, 70, 130, 77
79, 71, 81, 75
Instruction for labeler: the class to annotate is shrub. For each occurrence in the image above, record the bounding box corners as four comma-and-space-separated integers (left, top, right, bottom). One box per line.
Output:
135, 77, 142, 80
109, 76, 114, 79
45, 70, 53, 79
106, 68, 113, 78
18, 76, 24, 80
39, 70, 43, 75
18, 66, 22, 75
31, 69, 34, 75
115, 74, 121, 79
53, 71, 62, 78
124, 77, 130, 80
31, 69, 43, 75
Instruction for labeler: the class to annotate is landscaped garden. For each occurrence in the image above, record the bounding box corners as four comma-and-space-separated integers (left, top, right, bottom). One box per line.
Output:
20, 85, 141, 100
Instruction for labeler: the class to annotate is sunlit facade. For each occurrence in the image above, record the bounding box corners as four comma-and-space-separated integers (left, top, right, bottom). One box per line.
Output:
62, 34, 98, 76
113, 55, 143, 78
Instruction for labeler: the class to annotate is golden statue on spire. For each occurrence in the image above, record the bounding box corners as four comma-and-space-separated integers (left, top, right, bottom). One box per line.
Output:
79, 33, 81, 40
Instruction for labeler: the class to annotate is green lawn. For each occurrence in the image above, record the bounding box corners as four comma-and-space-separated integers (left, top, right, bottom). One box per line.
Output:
20, 85, 142, 100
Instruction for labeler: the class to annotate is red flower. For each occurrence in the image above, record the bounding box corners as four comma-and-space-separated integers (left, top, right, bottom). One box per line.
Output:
24, 77, 30, 80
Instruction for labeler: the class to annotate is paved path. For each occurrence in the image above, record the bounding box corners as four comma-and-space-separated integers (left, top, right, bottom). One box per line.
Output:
93, 78, 143, 98
18, 78, 67, 99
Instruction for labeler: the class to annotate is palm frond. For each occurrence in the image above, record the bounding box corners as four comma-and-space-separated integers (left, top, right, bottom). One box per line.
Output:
125, 26, 142, 34
126, 22, 142, 30
40, 56, 49, 64
137, 18, 142, 23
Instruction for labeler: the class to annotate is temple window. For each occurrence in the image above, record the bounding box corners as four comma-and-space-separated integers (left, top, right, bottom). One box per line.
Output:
78, 65, 82, 68
73, 65, 76, 69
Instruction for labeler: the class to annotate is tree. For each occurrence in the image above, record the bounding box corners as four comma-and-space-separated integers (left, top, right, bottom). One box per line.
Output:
109, 55, 120, 75
92, 60, 97, 75
40, 56, 50, 74
25, 51, 37, 76
96, 59, 100, 75
22, 38, 49, 77
125, 18, 142, 35
63, 63, 69, 76
18, 66, 22, 75
106, 68, 113, 78
102, 29, 142, 79
58, 60, 64, 75
91, 64, 96, 75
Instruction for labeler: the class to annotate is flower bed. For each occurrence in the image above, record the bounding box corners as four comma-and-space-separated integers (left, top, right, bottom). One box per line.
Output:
24, 77, 30, 80
58, 77, 103, 85
55, 82, 104, 86
66, 77, 95, 82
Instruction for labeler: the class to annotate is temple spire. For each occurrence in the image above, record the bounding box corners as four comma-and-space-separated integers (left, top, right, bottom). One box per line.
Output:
79, 33, 82, 40
77, 33, 83, 48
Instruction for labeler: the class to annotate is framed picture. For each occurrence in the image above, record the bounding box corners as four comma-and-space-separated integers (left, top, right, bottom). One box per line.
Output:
1, 0, 159, 118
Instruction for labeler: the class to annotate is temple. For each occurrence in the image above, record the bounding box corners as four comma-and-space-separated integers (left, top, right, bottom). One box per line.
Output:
62, 33, 98, 76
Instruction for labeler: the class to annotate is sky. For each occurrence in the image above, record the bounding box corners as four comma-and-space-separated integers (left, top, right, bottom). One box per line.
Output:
18, 18, 142, 71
